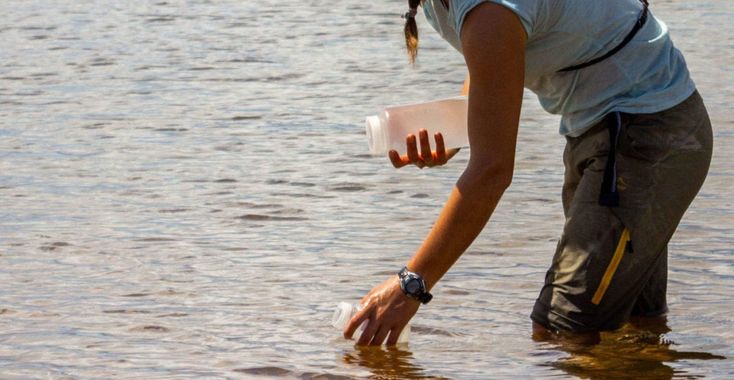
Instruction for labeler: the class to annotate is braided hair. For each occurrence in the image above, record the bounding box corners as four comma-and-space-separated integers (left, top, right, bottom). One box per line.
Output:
404, 0, 421, 64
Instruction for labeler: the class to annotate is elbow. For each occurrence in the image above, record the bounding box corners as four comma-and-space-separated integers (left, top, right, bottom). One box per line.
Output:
487, 165, 513, 194
496, 171, 513, 192
459, 160, 513, 197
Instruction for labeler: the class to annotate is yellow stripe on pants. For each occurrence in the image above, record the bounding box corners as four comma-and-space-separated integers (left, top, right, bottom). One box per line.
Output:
592, 228, 630, 305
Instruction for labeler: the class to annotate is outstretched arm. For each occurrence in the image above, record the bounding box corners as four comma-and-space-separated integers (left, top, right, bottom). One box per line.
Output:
346, 2, 526, 345
406, 3, 525, 289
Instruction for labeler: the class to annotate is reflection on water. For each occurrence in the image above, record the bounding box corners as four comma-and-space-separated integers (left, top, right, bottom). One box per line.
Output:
542, 318, 726, 379
343, 317, 726, 380
343, 345, 448, 380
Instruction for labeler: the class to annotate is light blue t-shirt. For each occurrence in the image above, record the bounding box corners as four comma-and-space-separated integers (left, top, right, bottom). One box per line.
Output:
422, 0, 696, 136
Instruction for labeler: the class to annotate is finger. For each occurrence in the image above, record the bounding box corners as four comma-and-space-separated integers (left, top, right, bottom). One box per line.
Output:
405, 134, 424, 168
434, 132, 447, 164
344, 307, 369, 340
356, 316, 379, 346
419, 129, 433, 165
369, 325, 390, 346
385, 326, 404, 346
388, 150, 409, 169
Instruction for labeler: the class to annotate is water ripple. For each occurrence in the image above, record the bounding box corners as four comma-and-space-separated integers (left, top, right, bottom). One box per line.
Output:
0, 1, 731, 379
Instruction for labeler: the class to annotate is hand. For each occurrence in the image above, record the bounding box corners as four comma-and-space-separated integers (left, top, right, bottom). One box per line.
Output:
344, 276, 420, 346
389, 129, 460, 169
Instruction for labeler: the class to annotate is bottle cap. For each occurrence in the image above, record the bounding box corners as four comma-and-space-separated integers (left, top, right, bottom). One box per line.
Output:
365, 115, 387, 155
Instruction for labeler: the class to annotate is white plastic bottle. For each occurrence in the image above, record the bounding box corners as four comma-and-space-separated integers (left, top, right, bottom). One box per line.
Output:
331, 302, 410, 344
365, 96, 468, 156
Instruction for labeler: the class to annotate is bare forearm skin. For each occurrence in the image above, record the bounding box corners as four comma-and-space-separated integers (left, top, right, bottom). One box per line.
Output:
407, 169, 508, 290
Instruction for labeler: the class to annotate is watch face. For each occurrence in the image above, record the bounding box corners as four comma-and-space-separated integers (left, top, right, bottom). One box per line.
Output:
405, 278, 422, 294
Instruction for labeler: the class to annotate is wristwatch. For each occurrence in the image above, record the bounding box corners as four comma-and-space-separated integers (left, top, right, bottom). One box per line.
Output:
398, 266, 433, 304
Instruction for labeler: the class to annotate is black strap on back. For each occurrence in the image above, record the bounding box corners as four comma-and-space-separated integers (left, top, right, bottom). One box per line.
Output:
599, 112, 623, 207
559, 0, 649, 72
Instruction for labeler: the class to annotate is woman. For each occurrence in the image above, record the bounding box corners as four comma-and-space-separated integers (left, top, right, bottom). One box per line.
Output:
345, 0, 713, 345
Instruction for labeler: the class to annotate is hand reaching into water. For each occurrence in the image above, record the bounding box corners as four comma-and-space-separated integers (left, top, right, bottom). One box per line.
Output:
389, 129, 460, 169
344, 276, 420, 346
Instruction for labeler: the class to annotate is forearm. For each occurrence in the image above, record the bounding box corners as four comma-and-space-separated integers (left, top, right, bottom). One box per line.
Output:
407, 165, 509, 290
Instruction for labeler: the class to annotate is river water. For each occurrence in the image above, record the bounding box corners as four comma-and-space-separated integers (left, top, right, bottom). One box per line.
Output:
1, 1, 732, 379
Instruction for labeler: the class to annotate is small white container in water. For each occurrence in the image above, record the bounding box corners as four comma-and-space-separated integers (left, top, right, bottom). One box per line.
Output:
332, 302, 410, 344
365, 96, 468, 156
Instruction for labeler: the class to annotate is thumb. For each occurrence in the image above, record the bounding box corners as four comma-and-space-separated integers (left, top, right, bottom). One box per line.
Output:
344, 306, 370, 340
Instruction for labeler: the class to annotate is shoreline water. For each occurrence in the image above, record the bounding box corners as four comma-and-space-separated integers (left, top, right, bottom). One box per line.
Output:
1, 1, 732, 378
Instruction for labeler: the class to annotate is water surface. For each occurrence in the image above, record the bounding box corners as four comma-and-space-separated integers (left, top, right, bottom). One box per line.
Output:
1, 1, 732, 378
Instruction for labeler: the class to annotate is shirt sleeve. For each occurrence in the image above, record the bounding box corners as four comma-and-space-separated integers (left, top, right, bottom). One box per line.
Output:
451, 0, 536, 39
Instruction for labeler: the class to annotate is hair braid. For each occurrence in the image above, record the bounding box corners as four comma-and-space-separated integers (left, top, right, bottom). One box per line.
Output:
404, 0, 421, 64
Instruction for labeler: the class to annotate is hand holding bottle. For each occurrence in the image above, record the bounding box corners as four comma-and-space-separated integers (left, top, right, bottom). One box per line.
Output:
344, 276, 419, 346
365, 96, 468, 157
388, 129, 460, 169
